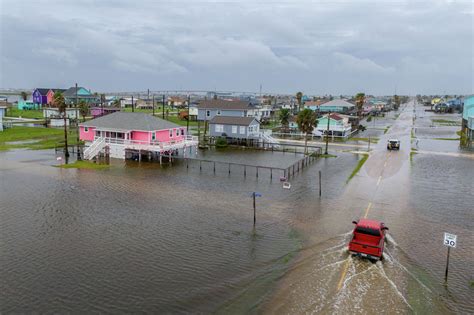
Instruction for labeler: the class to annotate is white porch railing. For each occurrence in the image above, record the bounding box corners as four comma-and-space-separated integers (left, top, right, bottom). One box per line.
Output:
83, 137, 106, 160
91, 135, 198, 153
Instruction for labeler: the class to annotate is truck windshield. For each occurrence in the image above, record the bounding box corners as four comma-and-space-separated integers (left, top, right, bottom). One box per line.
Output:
355, 227, 380, 236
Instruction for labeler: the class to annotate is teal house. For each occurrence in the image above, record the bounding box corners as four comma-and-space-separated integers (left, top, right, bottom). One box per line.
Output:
462, 95, 474, 141
63, 86, 99, 105
314, 113, 352, 137
18, 100, 38, 110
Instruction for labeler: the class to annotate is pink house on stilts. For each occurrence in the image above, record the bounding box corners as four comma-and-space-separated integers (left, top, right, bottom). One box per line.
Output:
79, 112, 197, 161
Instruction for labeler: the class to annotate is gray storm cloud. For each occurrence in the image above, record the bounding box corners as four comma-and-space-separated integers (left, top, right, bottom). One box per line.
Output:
0, 0, 472, 94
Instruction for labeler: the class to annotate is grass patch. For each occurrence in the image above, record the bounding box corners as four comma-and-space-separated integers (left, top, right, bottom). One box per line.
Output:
431, 118, 461, 126
0, 126, 79, 151
161, 115, 199, 127
57, 160, 110, 170
350, 137, 379, 144
346, 153, 369, 184
411, 129, 415, 139
433, 137, 460, 141
384, 126, 390, 134
5, 108, 43, 119
410, 151, 418, 162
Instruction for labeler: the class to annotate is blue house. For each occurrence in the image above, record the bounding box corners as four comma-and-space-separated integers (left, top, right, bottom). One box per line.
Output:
209, 116, 260, 139
197, 99, 252, 121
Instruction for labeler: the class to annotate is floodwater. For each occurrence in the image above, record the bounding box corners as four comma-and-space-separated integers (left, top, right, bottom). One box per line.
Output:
1, 100, 473, 313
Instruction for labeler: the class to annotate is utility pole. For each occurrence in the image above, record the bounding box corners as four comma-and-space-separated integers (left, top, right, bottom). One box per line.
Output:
325, 112, 331, 155
152, 94, 155, 116
162, 94, 165, 119
132, 95, 134, 112
187, 94, 190, 132
75, 83, 81, 160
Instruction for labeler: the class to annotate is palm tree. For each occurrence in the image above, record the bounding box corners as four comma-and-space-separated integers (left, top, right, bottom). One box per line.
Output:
355, 92, 365, 127
20, 91, 28, 101
79, 100, 88, 122
54, 92, 69, 158
279, 108, 290, 132
296, 108, 317, 154
296, 91, 303, 112
393, 95, 400, 110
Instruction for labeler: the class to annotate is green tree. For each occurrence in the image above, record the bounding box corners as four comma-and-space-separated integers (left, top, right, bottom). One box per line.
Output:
54, 92, 69, 158
79, 100, 88, 122
296, 91, 303, 112
296, 108, 317, 154
20, 91, 28, 101
279, 108, 290, 132
355, 92, 365, 126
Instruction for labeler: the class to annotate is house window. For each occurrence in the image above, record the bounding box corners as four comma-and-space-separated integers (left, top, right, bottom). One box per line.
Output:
181, 129, 184, 136
232, 125, 237, 133
240, 126, 245, 134
176, 129, 179, 136
215, 124, 224, 132
248, 126, 253, 133
96, 130, 100, 137
84, 127, 89, 132
217, 110, 221, 115
206, 110, 211, 117
152, 132, 156, 141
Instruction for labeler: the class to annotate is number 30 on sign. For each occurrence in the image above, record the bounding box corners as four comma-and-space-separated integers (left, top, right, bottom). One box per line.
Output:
444, 233, 457, 248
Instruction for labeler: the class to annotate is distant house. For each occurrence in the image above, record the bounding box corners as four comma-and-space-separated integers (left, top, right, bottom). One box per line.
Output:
32, 88, 50, 108
462, 95, 474, 142
79, 112, 196, 160
168, 97, 188, 108
209, 116, 260, 139
0, 105, 7, 131
288, 116, 299, 131
317, 99, 355, 113
46, 89, 66, 105
43, 108, 79, 119
315, 113, 352, 137
63, 87, 98, 105
91, 107, 121, 118
197, 99, 252, 121
304, 100, 328, 111
32, 88, 67, 108
18, 99, 37, 110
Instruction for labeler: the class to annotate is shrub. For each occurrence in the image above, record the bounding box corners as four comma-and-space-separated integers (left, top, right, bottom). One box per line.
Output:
215, 137, 228, 148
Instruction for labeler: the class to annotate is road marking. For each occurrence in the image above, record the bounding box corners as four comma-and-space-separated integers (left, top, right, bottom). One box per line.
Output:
377, 176, 382, 186
363, 202, 372, 218
337, 258, 351, 291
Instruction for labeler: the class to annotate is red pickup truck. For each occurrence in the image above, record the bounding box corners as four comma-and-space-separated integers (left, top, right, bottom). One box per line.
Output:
348, 219, 388, 261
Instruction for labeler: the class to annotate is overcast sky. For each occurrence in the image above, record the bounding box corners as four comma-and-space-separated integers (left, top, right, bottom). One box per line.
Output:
0, 0, 472, 95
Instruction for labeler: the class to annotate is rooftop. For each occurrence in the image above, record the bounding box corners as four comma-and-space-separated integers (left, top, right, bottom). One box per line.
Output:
209, 116, 257, 125
80, 112, 180, 131
319, 99, 355, 108
197, 99, 251, 110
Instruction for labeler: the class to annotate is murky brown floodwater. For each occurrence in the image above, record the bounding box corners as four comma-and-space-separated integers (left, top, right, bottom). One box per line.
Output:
1, 100, 473, 313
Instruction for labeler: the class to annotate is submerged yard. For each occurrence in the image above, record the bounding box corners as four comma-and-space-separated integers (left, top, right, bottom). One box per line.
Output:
0, 126, 79, 151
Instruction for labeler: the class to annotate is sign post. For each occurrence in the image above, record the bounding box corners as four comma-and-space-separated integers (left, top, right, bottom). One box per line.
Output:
252, 192, 262, 226
443, 232, 457, 283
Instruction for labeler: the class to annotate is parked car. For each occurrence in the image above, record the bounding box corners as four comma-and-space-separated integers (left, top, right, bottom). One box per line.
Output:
387, 139, 400, 150
348, 219, 388, 261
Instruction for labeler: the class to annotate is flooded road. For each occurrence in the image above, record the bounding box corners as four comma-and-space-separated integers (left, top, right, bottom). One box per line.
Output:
1, 100, 473, 313
265, 100, 473, 314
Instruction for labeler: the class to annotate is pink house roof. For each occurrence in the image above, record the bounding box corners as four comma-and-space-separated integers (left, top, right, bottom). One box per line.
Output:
80, 112, 180, 131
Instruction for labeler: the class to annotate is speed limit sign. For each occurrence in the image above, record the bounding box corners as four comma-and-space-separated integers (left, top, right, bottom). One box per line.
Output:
444, 232, 457, 248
